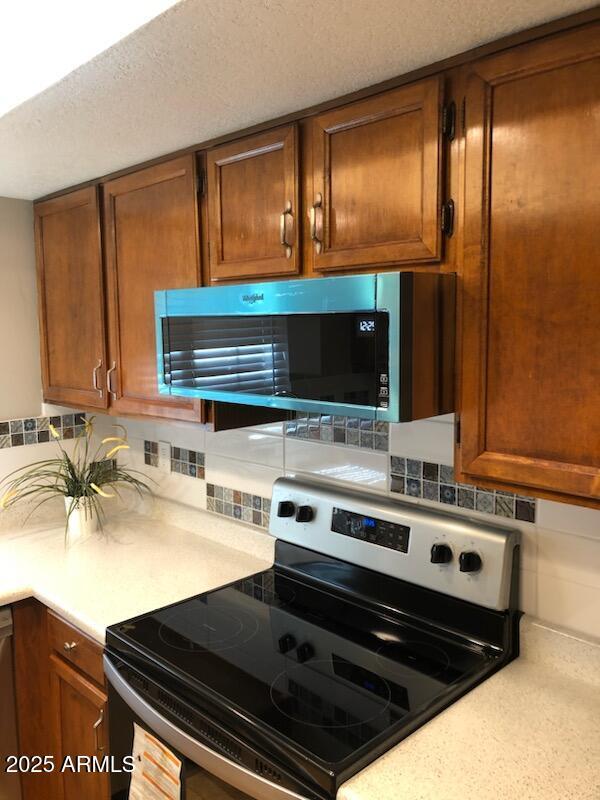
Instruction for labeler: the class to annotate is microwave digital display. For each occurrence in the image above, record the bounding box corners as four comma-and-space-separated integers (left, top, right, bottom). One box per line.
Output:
356, 316, 377, 337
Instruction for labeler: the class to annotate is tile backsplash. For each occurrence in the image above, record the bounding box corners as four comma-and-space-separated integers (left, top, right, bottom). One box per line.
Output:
390, 455, 537, 523
285, 413, 389, 451
0, 412, 86, 448
207, 483, 271, 529
82, 414, 600, 642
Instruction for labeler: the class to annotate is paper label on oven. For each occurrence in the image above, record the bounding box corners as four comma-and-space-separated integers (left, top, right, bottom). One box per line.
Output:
129, 722, 182, 800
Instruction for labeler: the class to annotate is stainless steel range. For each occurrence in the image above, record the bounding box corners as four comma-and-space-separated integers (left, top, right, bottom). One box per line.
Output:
104, 478, 521, 799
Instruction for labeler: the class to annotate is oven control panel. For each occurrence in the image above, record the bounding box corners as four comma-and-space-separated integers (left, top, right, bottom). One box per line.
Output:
270, 477, 520, 611
331, 507, 410, 553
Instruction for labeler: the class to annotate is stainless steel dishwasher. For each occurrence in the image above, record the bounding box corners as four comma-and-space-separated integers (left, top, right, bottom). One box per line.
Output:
0, 607, 22, 800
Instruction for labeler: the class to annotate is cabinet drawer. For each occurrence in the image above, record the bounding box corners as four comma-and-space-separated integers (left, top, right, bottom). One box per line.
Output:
48, 611, 104, 686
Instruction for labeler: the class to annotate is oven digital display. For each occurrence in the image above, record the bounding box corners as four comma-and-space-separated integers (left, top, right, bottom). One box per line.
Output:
331, 507, 410, 553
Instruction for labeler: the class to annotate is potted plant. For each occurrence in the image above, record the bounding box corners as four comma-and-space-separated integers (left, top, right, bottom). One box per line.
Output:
0, 418, 152, 543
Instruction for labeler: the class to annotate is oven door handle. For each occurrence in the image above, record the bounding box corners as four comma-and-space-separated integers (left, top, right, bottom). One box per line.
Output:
104, 656, 309, 800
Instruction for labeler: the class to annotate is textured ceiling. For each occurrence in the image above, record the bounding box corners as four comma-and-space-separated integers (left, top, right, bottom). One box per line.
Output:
0, 0, 593, 200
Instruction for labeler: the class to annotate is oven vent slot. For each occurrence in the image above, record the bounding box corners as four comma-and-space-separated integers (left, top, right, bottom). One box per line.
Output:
157, 689, 194, 727
254, 759, 283, 784
129, 672, 149, 693
197, 721, 242, 762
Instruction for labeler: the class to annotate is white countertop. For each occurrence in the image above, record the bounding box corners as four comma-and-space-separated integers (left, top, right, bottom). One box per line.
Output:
0, 508, 275, 642
1, 506, 598, 800
340, 618, 600, 800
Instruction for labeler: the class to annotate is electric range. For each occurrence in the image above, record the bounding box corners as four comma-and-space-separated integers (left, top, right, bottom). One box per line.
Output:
105, 478, 520, 800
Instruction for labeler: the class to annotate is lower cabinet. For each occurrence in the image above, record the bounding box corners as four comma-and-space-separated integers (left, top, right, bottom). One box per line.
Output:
49, 655, 109, 800
13, 600, 110, 800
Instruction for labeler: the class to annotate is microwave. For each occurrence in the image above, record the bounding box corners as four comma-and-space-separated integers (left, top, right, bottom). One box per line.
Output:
155, 271, 455, 422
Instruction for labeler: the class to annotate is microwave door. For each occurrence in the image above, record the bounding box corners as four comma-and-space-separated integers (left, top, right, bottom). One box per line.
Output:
162, 311, 388, 412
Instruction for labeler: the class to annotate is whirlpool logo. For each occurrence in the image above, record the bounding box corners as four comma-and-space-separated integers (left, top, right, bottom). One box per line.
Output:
241, 292, 264, 305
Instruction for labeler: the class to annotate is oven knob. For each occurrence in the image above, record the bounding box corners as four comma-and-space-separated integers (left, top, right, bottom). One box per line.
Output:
278, 634, 296, 654
296, 642, 315, 663
295, 505, 314, 523
277, 501, 296, 518
459, 551, 482, 573
430, 543, 453, 564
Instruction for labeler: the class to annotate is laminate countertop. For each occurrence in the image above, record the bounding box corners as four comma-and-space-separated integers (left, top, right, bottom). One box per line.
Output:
1, 506, 598, 800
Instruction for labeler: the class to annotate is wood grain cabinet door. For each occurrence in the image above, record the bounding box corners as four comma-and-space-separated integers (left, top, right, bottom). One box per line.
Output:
49, 654, 109, 800
206, 124, 300, 281
308, 77, 443, 272
34, 187, 108, 409
458, 23, 600, 503
103, 155, 203, 421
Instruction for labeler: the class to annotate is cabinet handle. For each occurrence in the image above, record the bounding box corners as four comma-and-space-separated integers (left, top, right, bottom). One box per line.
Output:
279, 201, 293, 259
93, 709, 105, 752
63, 641, 77, 652
107, 362, 117, 399
310, 193, 323, 254
92, 359, 103, 397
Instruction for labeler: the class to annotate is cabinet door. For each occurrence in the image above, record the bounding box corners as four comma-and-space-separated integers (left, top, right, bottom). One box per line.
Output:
308, 77, 443, 272
458, 24, 600, 503
50, 654, 109, 800
103, 155, 203, 421
206, 125, 300, 281
34, 187, 108, 409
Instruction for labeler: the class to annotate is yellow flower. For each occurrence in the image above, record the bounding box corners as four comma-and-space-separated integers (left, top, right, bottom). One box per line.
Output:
0, 489, 18, 509
101, 436, 126, 445
105, 444, 130, 459
91, 483, 114, 499
49, 424, 60, 439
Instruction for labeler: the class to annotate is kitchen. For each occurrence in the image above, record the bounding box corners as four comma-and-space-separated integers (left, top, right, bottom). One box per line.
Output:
0, 1, 599, 799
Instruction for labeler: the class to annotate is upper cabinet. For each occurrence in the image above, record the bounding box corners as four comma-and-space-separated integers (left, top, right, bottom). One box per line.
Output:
206, 125, 300, 281
102, 155, 203, 421
35, 187, 108, 409
457, 23, 600, 504
307, 77, 444, 273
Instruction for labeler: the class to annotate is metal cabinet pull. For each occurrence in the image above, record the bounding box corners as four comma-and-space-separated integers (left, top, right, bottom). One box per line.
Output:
310, 193, 323, 254
93, 709, 105, 752
279, 200, 293, 259
63, 641, 77, 652
107, 362, 117, 399
92, 359, 103, 397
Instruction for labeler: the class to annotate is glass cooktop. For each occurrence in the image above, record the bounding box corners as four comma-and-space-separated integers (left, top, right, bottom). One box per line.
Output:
108, 560, 493, 768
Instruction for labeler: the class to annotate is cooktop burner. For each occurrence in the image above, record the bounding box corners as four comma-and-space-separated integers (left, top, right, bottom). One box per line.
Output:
270, 658, 392, 728
156, 602, 259, 653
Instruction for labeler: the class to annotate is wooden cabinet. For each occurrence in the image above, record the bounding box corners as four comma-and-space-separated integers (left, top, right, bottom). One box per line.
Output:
14, 601, 110, 800
206, 125, 300, 281
457, 23, 600, 505
34, 187, 108, 409
49, 655, 109, 800
307, 77, 444, 273
102, 155, 203, 421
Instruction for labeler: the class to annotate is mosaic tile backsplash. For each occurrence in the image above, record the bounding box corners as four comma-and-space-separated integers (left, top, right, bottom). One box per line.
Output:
143, 441, 206, 480
207, 484, 271, 529
0, 412, 86, 448
143, 438, 537, 525
390, 455, 537, 523
285, 413, 389, 451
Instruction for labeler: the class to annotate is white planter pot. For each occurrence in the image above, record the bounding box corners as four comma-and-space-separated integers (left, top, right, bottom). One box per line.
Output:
64, 496, 98, 544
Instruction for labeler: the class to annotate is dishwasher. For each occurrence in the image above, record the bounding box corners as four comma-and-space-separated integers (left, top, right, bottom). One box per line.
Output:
0, 607, 21, 800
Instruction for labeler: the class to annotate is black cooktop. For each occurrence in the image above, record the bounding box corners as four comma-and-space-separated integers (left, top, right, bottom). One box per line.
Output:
106, 542, 517, 797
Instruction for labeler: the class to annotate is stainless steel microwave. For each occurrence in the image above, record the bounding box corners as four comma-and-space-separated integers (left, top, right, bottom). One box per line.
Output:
155, 271, 455, 422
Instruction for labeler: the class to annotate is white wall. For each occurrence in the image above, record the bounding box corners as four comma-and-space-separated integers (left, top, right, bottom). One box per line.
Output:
0, 197, 41, 419
110, 412, 600, 643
